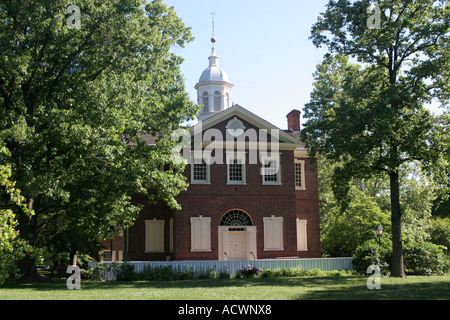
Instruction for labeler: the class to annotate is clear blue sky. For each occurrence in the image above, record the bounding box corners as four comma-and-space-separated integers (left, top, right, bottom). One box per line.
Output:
164, 0, 443, 129
164, 0, 330, 129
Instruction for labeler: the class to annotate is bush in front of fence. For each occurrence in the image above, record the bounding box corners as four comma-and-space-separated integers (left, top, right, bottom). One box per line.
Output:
235, 265, 262, 279
353, 240, 449, 276
86, 262, 357, 281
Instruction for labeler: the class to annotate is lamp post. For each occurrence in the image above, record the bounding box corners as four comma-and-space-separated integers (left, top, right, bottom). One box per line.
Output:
376, 224, 384, 245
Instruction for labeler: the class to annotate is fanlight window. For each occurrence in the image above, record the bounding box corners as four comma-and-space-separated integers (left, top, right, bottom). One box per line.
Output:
220, 210, 254, 226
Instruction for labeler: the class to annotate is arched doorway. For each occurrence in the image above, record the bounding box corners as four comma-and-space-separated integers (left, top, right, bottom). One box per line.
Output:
218, 210, 257, 261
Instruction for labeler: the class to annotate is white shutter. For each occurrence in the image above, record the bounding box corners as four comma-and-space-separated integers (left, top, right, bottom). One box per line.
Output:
263, 216, 284, 251
296, 219, 308, 251
191, 216, 212, 251
145, 219, 165, 253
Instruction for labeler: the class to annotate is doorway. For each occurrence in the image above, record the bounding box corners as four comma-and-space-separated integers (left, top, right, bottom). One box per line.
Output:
218, 210, 257, 261
228, 232, 247, 260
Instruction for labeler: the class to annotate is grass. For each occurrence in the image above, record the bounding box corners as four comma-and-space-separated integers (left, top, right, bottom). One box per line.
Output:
0, 275, 449, 300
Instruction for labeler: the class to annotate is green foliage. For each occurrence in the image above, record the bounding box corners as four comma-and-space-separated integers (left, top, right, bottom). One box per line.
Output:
259, 268, 355, 278
353, 240, 392, 275
0, 0, 199, 273
114, 262, 137, 281
0, 146, 34, 285
429, 217, 450, 254
96, 264, 220, 282
353, 240, 450, 276
306, 0, 449, 277
235, 265, 262, 279
321, 185, 391, 257
86, 263, 357, 282
403, 242, 449, 276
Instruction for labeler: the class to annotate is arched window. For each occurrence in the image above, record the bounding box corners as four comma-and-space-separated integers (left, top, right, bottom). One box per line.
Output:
214, 91, 221, 112
220, 210, 254, 226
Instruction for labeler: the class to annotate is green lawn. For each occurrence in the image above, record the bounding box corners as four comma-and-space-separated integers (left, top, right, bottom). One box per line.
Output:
1, 275, 449, 300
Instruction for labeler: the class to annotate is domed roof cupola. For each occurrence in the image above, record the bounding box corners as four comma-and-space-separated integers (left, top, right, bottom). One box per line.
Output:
195, 16, 233, 122
198, 46, 230, 83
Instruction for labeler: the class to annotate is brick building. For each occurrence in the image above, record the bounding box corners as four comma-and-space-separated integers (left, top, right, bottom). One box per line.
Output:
101, 36, 320, 262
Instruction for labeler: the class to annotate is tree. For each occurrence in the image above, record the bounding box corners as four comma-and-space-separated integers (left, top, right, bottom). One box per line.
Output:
0, 146, 32, 285
321, 185, 391, 257
0, 0, 198, 276
304, 0, 450, 277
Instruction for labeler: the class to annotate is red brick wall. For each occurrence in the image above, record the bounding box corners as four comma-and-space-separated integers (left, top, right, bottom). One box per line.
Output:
295, 158, 321, 258
106, 115, 321, 261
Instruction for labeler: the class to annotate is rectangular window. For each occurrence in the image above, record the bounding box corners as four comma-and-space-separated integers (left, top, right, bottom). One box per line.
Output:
261, 153, 281, 185
193, 160, 207, 181
226, 152, 246, 184
229, 159, 243, 181
295, 160, 306, 190
191, 216, 212, 252
263, 216, 284, 251
145, 219, 165, 253
296, 219, 308, 251
191, 153, 210, 184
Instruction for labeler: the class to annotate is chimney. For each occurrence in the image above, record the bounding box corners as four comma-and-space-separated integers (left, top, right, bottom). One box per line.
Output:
286, 109, 301, 132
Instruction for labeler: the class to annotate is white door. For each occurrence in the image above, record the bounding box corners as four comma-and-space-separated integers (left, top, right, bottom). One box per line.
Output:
228, 232, 247, 260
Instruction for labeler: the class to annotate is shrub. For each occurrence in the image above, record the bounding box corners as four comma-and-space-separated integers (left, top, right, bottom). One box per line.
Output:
259, 269, 280, 278
353, 240, 392, 275
217, 269, 231, 279
235, 265, 261, 279
115, 262, 137, 281
403, 241, 449, 276
85, 262, 116, 281
197, 268, 216, 280
259, 267, 353, 278
138, 265, 174, 281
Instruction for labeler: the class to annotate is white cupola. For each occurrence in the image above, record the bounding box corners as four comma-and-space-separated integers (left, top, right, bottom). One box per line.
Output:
195, 34, 233, 122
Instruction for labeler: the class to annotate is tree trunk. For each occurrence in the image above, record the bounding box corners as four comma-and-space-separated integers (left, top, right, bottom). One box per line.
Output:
18, 199, 39, 279
70, 251, 78, 267
389, 171, 407, 278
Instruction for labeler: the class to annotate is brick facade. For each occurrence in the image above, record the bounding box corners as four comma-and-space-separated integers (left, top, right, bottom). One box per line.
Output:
101, 106, 321, 261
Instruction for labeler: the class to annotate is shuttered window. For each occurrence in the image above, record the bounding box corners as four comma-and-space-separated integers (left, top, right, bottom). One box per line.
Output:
145, 219, 165, 253
297, 219, 308, 251
263, 216, 284, 251
191, 216, 212, 252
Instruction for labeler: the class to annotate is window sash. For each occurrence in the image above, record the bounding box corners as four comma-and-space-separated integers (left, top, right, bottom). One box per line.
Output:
229, 159, 243, 182
261, 153, 281, 185
191, 154, 210, 184
295, 160, 306, 190
226, 152, 246, 184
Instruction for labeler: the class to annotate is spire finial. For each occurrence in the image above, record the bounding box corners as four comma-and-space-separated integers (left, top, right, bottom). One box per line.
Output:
211, 12, 216, 47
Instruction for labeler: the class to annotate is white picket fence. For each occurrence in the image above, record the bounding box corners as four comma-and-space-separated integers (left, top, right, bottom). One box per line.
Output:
88, 258, 353, 281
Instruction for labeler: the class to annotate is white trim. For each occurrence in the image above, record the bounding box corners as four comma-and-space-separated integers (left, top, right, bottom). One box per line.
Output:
193, 104, 302, 146
295, 159, 306, 190
226, 151, 246, 185
260, 152, 282, 185
191, 151, 211, 184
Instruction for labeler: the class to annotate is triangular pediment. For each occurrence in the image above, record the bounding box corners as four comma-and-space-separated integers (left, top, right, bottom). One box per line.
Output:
191, 105, 302, 147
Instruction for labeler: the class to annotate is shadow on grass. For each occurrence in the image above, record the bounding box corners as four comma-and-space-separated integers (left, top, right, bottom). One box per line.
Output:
3, 276, 449, 300
291, 277, 450, 300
